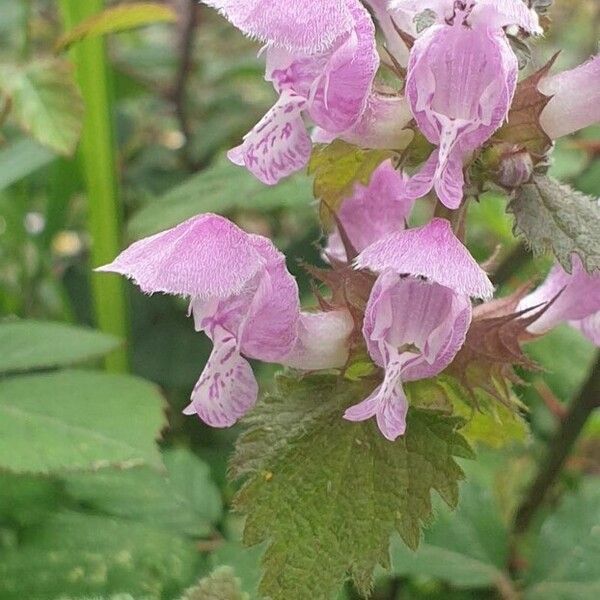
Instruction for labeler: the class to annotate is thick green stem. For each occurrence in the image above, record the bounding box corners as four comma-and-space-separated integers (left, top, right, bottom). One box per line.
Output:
59, 0, 129, 372
513, 351, 600, 534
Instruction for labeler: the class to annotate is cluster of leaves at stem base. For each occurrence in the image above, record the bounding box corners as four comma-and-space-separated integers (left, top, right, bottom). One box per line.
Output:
230, 373, 473, 600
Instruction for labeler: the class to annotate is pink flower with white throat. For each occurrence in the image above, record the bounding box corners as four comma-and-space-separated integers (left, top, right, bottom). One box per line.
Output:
518, 255, 600, 346
98, 214, 300, 428
393, 0, 540, 209
345, 218, 493, 441
205, 0, 379, 185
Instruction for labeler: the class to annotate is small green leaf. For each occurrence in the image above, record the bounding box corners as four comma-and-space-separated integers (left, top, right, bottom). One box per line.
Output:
231, 374, 472, 600
56, 2, 177, 51
391, 477, 511, 588
0, 511, 204, 600
127, 157, 313, 240
524, 480, 600, 600
0, 59, 83, 156
0, 138, 56, 192
65, 451, 222, 538
0, 370, 165, 473
181, 566, 249, 600
508, 174, 600, 273
309, 140, 393, 228
0, 320, 121, 375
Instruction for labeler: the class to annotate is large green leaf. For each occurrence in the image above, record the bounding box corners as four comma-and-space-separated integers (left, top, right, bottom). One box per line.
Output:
0, 59, 84, 156
0, 510, 204, 600
0, 370, 164, 473
524, 481, 600, 600
56, 2, 176, 51
231, 374, 473, 600
390, 477, 511, 588
0, 138, 56, 191
508, 174, 600, 273
127, 158, 313, 240
65, 449, 222, 538
0, 320, 121, 375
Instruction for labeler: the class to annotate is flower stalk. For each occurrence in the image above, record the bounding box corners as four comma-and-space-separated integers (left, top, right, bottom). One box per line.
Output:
513, 351, 600, 534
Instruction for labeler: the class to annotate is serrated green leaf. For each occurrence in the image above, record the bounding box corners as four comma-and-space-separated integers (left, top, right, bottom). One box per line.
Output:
65, 450, 222, 538
309, 141, 393, 228
0, 320, 121, 375
231, 374, 472, 600
524, 480, 600, 600
508, 174, 600, 273
0, 510, 204, 600
0, 370, 164, 473
127, 157, 312, 240
0, 59, 83, 156
181, 566, 249, 600
390, 477, 511, 588
56, 2, 177, 51
0, 138, 56, 191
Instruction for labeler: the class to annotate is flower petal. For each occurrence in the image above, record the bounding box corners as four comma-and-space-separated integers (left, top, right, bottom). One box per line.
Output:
312, 94, 414, 150
470, 0, 542, 34
282, 310, 354, 370
519, 256, 600, 335
97, 214, 265, 299
540, 55, 600, 140
183, 326, 258, 427
202, 0, 353, 54
344, 352, 408, 441
325, 160, 414, 262
355, 218, 493, 299
574, 312, 600, 346
307, 0, 379, 132
238, 235, 300, 361
228, 90, 312, 185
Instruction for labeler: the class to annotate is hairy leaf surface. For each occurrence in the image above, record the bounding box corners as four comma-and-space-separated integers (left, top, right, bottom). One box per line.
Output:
508, 174, 600, 273
231, 374, 472, 600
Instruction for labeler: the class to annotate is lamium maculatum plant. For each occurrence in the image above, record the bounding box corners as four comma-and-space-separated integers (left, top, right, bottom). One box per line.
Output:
99, 1, 600, 598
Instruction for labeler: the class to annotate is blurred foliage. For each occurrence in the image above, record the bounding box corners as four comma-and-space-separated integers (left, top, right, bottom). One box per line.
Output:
0, 0, 599, 599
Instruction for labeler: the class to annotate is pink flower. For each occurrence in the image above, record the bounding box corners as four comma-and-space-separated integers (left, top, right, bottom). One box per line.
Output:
394, 0, 541, 208
283, 310, 355, 370
355, 217, 494, 299
206, 0, 379, 185
312, 93, 414, 151
346, 218, 492, 440
324, 160, 415, 262
518, 255, 600, 346
98, 214, 300, 427
540, 54, 600, 140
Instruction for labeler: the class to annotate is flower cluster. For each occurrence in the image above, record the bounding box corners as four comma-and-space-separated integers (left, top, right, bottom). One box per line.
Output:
100, 0, 600, 441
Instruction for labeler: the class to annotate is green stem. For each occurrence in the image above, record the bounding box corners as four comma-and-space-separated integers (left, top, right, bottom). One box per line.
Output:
59, 0, 129, 372
513, 351, 600, 534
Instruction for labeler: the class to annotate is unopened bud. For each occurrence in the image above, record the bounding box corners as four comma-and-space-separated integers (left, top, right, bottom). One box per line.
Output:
497, 149, 534, 189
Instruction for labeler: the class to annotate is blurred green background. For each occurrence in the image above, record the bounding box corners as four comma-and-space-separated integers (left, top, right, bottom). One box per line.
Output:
0, 1, 599, 599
